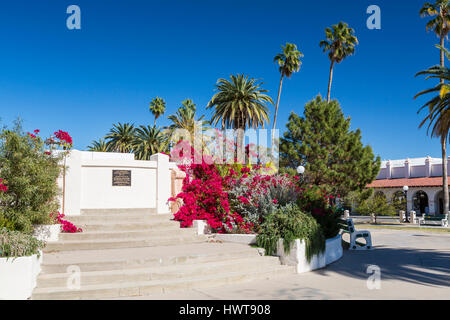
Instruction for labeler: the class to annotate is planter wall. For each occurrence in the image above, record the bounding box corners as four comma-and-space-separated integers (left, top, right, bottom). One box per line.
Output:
214, 233, 257, 245
276, 234, 343, 274
0, 252, 42, 299
33, 224, 61, 242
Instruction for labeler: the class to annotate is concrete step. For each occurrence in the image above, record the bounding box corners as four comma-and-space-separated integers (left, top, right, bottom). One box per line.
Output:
32, 265, 294, 300
40, 244, 261, 273
77, 221, 181, 232
80, 208, 157, 215
44, 235, 206, 252
65, 214, 174, 225
59, 228, 195, 241
36, 256, 282, 288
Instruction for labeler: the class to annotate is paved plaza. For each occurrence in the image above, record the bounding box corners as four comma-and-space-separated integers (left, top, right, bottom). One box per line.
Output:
123, 228, 450, 300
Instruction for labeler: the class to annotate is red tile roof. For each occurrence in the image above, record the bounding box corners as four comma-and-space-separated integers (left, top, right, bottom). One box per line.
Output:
368, 177, 450, 188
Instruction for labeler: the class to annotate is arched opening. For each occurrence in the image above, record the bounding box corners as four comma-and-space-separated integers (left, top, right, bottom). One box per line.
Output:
413, 191, 429, 214
374, 191, 385, 199
392, 191, 406, 212
434, 190, 450, 215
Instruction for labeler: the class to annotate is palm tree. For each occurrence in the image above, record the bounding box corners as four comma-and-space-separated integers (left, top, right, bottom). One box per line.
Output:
207, 74, 272, 161
149, 97, 166, 126
87, 139, 109, 152
420, 1, 450, 214
167, 99, 209, 144
132, 125, 168, 160
415, 46, 450, 214
319, 22, 358, 102
105, 122, 135, 153
272, 43, 303, 147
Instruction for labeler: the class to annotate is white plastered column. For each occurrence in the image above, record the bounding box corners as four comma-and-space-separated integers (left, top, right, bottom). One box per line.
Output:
151, 153, 171, 214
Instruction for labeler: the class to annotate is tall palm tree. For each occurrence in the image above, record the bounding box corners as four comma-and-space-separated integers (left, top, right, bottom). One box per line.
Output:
132, 125, 168, 160
272, 43, 303, 147
416, 46, 450, 214
149, 97, 166, 126
207, 74, 272, 161
319, 22, 358, 102
167, 99, 209, 144
105, 122, 135, 153
87, 139, 109, 152
420, 0, 450, 214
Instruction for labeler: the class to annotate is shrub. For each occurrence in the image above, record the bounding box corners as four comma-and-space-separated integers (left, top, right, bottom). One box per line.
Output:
0, 124, 62, 234
0, 228, 45, 258
256, 204, 325, 261
54, 212, 82, 233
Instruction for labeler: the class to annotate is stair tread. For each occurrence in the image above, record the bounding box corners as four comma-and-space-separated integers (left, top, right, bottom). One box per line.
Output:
33, 265, 293, 294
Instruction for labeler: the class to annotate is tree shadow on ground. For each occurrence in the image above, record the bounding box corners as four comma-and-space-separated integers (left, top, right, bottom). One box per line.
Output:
316, 246, 450, 287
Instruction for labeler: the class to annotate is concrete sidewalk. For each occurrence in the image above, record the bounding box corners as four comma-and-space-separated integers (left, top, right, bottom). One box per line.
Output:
120, 228, 450, 300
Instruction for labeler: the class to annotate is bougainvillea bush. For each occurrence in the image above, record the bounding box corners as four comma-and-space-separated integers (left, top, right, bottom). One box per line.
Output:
53, 212, 82, 233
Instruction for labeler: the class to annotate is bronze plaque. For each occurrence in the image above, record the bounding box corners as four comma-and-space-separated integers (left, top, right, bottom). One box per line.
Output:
112, 170, 132, 186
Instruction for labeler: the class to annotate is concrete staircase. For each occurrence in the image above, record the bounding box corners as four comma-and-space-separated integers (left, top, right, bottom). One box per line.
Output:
32, 209, 294, 300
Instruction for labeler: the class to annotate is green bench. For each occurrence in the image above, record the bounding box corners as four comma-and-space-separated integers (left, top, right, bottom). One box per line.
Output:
339, 218, 373, 250
418, 214, 448, 227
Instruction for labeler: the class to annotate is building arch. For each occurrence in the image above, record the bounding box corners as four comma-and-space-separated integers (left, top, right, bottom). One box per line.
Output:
413, 190, 429, 214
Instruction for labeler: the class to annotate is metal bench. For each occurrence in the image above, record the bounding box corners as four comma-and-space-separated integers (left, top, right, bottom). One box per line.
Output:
418, 214, 448, 227
339, 218, 373, 250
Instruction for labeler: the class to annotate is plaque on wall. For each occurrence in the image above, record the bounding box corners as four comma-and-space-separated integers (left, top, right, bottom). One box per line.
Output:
112, 170, 132, 186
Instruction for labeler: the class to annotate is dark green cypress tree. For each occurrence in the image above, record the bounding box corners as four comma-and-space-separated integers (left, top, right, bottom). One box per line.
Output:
280, 95, 380, 197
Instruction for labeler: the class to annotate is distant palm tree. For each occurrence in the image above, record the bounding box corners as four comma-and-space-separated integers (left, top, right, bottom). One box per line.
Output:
132, 125, 168, 160
420, 1, 450, 214
415, 46, 450, 213
272, 43, 303, 143
87, 139, 109, 152
319, 22, 358, 102
207, 74, 272, 161
167, 99, 209, 144
149, 97, 166, 126
105, 122, 135, 153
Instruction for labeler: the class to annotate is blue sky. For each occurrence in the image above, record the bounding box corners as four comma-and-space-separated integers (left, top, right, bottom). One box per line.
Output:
0, 0, 446, 160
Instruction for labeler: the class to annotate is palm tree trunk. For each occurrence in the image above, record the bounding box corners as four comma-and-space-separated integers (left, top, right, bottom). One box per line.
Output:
270, 73, 284, 159
154, 118, 156, 127
440, 34, 449, 215
327, 60, 335, 102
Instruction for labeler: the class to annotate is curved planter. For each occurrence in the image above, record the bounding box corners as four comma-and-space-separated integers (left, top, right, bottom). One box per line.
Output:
33, 224, 61, 242
276, 234, 343, 274
0, 252, 42, 300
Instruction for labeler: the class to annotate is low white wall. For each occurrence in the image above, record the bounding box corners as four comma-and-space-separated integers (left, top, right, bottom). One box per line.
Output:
213, 233, 257, 245
58, 151, 174, 215
277, 235, 343, 274
0, 252, 42, 300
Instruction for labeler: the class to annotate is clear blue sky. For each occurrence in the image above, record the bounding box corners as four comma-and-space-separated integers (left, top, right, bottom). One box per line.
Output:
0, 0, 446, 160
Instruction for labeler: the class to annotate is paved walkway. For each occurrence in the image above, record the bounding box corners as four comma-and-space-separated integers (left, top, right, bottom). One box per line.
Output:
122, 228, 450, 300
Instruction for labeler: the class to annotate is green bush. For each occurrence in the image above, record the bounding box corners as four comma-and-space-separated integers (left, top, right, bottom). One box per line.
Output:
0, 124, 61, 234
256, 204, 325, 262
0, 228, 45, 258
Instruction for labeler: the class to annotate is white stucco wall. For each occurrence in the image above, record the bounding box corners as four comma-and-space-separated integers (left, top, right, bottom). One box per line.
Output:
58, 150, 173, 215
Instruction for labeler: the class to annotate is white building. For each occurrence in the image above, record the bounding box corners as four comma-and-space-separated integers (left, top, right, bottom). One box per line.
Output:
368, 156, 450, 215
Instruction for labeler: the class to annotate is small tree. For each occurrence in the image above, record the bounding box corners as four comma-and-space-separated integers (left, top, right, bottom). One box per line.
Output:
356, 191, 396, 224
280, 95, 381, 198
0, 124, 61, 234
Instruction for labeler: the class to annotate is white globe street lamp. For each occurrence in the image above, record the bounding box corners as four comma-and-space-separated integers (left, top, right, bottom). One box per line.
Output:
297, 166, 305, 175
403, 185, 409, 222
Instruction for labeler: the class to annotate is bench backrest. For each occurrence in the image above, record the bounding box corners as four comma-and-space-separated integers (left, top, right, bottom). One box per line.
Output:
338, 218, 355, 233
423, 214, 448, 220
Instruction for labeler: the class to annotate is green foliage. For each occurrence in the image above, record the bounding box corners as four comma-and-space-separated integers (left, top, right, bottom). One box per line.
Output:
256, 204, 325, 262
149, 97, 166, 126
104, 122, 136, 153
319, 22, 358, 64
0, 126, 61, 234
280, 95, 381, 198
0, 215, 16, 231
132, 125, 169, 160
355, 190, 397, 223
0, 228, 45, 258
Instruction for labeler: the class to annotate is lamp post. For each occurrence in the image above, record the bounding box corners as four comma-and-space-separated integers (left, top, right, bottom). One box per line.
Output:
297, 166, 305, 185
403, 185, 409, 222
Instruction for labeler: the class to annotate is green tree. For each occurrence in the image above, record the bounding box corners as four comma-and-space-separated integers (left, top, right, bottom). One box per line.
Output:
280, 95, 380, 198
319, 22, 358, 102
105, 122, 135, 153
0, 125, 61, 234
419, 0, 450, 215
149, 97, 166, 126
356, 191, 396, 224
167, 99, 209, 144
132, 125, 168, 160
272, 43, 303, 146
207, 74, 272, 160
87, 139, 109, 152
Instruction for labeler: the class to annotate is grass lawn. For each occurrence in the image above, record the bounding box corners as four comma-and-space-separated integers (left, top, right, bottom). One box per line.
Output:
354, 223, 450, 234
